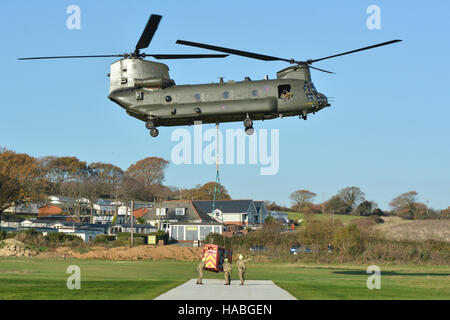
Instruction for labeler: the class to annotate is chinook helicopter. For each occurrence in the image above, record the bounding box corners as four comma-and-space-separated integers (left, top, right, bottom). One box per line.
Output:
20, 14, 401, 137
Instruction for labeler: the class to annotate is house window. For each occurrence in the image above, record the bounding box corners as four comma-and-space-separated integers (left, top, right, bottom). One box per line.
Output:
156, 208, 167, 216
175, 208, 185, 216
242, 214, 248, 221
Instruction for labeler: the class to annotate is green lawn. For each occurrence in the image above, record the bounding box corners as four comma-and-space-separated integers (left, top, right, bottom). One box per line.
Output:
0, 258, 448, 300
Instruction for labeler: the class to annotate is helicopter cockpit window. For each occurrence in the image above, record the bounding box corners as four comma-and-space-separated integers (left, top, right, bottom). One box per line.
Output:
310, 83, 317, 93
278, 85, 291, 99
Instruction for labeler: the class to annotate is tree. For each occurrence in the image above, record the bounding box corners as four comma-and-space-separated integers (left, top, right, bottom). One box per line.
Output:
325, 195, 352, 215
41, 156, 87, 195
0, 150, 41, 208
85, 162, 124, 223
441, 207, 450, 219
189, 182, 231, 200
389, 191, 419, 220
289, 190, 316, 212
354, 200, 374, 216
125, 157, 169, 187
0, 174, 20, 213
338, 186, 366, 209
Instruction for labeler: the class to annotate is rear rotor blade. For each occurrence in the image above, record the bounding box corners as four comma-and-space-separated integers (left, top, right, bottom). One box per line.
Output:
177, 40, 293, 63
18, 54, 126, 60
136, 14, 162, 51
306, 64, 335, 74
149, 54, 228, 59
307, 39, 402, 64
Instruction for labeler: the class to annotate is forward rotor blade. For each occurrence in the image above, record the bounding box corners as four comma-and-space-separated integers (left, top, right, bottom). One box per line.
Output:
136, 14, 162, 51
307, 64, 335, 74
177, 40, 292, 63
307, 39, 402, 64
149, 54, 228, 59
18, 54, 126, 60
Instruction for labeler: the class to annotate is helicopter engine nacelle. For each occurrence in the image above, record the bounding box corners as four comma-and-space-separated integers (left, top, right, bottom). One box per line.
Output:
109, 58, 174, 94
276, 65, 311, 81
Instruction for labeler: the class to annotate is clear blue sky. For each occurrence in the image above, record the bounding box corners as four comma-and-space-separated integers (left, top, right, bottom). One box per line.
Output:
1, 0, 449, 210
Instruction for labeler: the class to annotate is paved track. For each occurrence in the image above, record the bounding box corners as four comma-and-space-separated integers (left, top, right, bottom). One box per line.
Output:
154, 279, 296, 300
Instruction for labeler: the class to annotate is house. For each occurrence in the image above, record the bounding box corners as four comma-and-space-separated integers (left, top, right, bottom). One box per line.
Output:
106, 223, 157, 235
144, 200, 212, 230
192, 200, 261, 227
4, 203, 39, 215
38, 205, 63, 217
169, 222, 223, 242
254, 201, 270, 224
143, 200, 223, 241
57, 226, 104, 243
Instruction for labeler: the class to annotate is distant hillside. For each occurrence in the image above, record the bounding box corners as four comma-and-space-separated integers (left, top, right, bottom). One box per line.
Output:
374, 217, 450, 242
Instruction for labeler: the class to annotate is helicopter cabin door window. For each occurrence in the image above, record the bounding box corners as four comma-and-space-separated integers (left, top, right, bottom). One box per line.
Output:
278, 84, 292, 100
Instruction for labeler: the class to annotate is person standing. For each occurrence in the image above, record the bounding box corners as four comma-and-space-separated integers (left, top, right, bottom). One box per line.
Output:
237, 254, 253, 285
223, 258, 232, 285
196, 257, 206, 285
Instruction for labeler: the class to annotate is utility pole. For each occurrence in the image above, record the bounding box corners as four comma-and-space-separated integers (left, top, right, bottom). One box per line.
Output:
322, 192, 325, 215
130, 200, 134, 247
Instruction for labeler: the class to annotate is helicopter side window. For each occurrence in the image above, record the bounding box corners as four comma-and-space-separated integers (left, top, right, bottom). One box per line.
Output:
223, 91, 230, 99
278, 85, 291, 99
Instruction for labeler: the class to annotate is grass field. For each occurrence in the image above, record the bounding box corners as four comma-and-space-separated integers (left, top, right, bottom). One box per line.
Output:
287, 212, 364, 223
0, 257, 448, 300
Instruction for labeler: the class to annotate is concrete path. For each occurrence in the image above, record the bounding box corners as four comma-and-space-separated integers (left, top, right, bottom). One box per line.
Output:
154, 279, 296, 300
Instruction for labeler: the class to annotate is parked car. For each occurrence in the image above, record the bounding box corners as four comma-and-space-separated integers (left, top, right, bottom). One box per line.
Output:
290, 245, 301, 254
290, 245, 312, 254
249, 245, 266, 252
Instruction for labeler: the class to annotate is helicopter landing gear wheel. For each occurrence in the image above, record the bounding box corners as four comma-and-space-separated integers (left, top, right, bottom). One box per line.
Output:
149, 128, 159, 137
145, 120, 156, 130
245, 126, 254, 136
301, 111, 307, 120
244, 118, 253, 128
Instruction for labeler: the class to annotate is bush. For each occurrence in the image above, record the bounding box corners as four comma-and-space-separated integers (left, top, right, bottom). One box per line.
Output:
45, 232, 83, 244
333, 224, 364, 255
93, 234, 116, 243
149, 230, 169, 243
205, 233, 231, 248
299, 219, 342, 246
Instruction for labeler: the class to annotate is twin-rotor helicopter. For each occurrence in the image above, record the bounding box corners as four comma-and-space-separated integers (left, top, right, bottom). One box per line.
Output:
20, 14, 402, 137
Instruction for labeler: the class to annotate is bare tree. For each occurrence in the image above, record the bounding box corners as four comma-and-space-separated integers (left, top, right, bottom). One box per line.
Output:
290, 190, 316, 212
389, 191, 419, 220
338, 186, 366, 209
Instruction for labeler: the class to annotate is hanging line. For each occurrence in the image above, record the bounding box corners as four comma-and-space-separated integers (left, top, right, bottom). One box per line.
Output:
212, 123, 220, 213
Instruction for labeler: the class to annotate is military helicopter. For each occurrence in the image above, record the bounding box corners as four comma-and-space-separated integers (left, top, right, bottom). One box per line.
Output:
19, 14, 402, 137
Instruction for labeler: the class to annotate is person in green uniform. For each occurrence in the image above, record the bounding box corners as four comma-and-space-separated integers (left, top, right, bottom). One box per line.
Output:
237, 254, 253, 285
196, 257, 206, 285
223, 258, 232, 285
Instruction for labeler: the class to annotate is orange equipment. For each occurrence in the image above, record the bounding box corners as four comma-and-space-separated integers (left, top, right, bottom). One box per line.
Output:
201, 243, 233, 272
